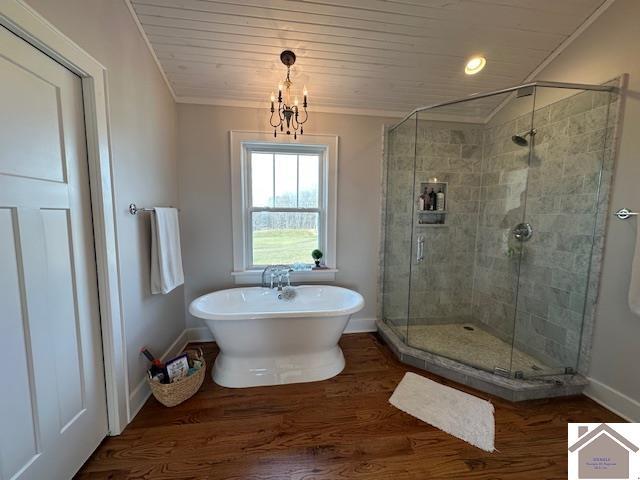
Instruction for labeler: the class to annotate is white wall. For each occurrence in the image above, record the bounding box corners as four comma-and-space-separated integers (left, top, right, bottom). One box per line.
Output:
25, 0, 185, 413
532, 0, 640, 420
178, 104, 389, 329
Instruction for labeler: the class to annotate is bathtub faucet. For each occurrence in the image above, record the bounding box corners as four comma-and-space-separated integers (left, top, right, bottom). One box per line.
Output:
261, 265, 293, 291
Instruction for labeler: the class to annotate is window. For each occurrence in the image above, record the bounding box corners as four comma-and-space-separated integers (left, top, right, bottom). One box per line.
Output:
249, 150, 322, 266
230, 132, 338, 283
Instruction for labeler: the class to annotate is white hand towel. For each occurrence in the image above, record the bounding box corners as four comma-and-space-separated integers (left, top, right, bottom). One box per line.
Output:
150, 207, 184, 295
629, 219, 640, 315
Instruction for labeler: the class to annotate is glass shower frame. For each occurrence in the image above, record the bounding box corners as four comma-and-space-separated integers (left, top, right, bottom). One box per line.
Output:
382, 80, 617, 379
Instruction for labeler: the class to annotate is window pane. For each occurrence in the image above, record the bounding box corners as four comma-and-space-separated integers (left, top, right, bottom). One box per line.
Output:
298, 155, 319, 208
251, 153, 273, 207
252, 211, 319, 265
274, 154, 298, 208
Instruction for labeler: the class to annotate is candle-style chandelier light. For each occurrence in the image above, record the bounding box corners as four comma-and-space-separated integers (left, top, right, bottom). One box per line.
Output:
269, 50, 308, 139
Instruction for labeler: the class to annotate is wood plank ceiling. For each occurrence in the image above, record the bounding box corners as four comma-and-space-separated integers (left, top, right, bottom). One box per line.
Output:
130, 0, 607, 119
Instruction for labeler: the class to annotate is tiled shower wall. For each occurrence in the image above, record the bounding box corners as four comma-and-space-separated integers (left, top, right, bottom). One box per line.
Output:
383, 87, 619, 372
383, 120, 484, 330
473, 89, 618, 369
409, 122, 483, 324
382, 120, 484, 329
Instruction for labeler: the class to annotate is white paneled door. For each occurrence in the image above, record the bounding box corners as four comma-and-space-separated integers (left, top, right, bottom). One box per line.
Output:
0, 26, 108, 480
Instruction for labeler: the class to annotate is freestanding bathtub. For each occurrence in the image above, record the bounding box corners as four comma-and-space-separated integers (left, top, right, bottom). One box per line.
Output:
189, 285, 364, 388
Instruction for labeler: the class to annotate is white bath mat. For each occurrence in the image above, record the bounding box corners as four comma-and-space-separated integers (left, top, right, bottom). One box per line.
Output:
389, 372, 495, 452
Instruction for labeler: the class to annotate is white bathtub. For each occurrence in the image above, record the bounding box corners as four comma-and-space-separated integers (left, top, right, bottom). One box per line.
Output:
189, 285, 364, 388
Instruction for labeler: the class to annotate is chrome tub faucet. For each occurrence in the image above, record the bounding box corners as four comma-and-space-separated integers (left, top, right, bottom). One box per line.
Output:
261, 265, 293, 291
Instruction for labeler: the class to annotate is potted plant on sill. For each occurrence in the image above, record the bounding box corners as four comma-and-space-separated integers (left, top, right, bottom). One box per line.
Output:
311, 249, 324, 269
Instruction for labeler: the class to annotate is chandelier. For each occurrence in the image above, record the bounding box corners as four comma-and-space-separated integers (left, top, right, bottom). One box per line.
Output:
269, 50, 308, 139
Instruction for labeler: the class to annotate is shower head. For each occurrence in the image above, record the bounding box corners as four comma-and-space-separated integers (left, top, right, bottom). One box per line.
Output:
511, 129, 537, 147
511, 134, 529, 147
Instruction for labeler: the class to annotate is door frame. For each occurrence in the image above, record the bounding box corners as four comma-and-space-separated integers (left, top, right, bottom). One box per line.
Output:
0, 0, 128, 435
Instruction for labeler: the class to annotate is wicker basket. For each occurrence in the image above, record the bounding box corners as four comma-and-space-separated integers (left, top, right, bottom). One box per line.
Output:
147, 348, 206, 407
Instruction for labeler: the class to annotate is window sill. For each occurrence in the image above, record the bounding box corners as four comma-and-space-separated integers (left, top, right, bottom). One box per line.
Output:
231, 269, 338, 285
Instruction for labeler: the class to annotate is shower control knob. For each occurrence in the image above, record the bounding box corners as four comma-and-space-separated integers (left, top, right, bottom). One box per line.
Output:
512, 223, 533, 242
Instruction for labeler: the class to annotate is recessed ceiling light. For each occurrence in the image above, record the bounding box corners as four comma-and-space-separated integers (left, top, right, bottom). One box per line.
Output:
465, 56, 486, 75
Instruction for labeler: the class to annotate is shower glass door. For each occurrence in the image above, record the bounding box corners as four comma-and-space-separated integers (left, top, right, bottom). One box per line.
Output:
511, 85, 616, 378
406, 90, 536, 376
382, 114, 417, 341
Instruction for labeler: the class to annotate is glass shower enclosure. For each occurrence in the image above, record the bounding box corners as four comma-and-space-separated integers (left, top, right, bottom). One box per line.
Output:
383, 81, 618, 380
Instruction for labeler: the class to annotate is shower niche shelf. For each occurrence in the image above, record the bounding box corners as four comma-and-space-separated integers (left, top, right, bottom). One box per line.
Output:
416, 212, 448, 227
416, 180, 448, 226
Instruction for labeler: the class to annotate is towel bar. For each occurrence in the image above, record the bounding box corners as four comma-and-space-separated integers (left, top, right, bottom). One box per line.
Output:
129, 203, 179, 215
614, 208, 637, 220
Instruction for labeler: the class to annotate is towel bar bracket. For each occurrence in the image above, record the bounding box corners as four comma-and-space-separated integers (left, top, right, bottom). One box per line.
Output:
129, 203, 155, 215
614, 208, 637, 220
129, 203, 179, 215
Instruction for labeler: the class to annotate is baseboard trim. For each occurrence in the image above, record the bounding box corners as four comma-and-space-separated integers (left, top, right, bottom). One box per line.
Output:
128, 329, 191, 422
584, 377, 640, 422
185, 326, 215, 342
344, 317, 378, 333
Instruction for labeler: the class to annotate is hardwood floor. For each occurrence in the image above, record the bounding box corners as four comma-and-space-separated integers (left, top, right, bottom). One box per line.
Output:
77, 333, 622, 480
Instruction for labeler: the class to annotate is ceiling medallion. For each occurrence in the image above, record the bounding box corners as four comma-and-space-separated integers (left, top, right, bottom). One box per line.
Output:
270, 50, 308, 139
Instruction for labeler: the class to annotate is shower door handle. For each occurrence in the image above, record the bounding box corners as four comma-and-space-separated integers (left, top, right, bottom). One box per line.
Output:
416, 235, 425, 263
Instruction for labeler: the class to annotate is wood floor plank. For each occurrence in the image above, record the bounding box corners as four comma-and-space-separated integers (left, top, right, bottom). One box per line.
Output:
76, 333, 623, 479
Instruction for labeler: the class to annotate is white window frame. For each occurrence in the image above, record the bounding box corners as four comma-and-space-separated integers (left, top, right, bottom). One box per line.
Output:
230, 131, 338, 284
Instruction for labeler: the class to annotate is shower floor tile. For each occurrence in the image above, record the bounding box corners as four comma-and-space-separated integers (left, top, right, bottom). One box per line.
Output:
407, 323, 557, 377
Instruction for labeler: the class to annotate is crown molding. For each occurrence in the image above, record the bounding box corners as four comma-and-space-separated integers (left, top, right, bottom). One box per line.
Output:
175, 96, 485, 124
175, 95, 403, 118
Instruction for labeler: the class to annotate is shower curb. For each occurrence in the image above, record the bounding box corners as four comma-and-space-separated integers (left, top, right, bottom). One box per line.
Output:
377, 320, 588, 402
